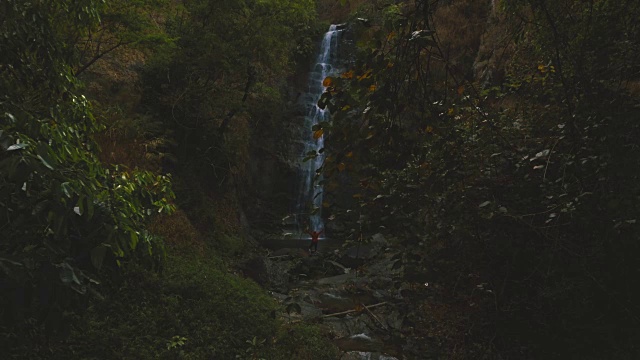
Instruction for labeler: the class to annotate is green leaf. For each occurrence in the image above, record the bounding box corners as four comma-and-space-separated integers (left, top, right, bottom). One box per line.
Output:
4, 113, 16, 123
36, 143, 55, 170
6, 143, 27, 151
59, 263, 81, 285
130, 231, 139, 250
61, 182, 72, 198
90, 245, 108, 270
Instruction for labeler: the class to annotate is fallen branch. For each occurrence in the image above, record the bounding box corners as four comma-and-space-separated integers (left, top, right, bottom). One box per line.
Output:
361, 302, 388, 331
321, 302, 388, 318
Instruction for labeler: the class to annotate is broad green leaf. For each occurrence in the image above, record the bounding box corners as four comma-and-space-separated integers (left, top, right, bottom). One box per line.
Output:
130, 231, 139, 249
7, 143, 28, 151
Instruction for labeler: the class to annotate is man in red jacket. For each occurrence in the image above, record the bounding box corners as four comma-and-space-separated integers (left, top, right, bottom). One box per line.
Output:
307, 228, 323, 253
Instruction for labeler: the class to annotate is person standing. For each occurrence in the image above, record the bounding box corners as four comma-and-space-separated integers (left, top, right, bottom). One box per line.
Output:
307, 228, 323, 253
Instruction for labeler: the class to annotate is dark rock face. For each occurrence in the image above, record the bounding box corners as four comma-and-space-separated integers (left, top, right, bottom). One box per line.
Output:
242, 256, 270, 286
254, 232, 408, 358
242, 24, 357, 239
317, 292, 355, 313
240, 255, 293, 293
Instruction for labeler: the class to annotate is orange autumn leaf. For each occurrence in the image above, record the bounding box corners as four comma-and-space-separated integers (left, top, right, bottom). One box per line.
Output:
341, 70, 354, 79
313, 129, 324, 139
357, 69, 373, 81
323, 77, 334, 87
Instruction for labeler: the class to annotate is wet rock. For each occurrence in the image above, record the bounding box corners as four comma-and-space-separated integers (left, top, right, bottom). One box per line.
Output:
342, 352, 400, 360
317, 292, 355, 313
340, 234, 388, 266
270, 248, 293, 257
317, 273, 357, 286
258, 232, 412, 358
344, 244, 375, 259
293, 253, 334, 278
270, 247, 307, 258
370, 233, 388, 249
241, 255, 292, 292
341, 351, 368, 360
334, 333, 384, 353
297, 300, 324, 319
367, 276, 394, 290
339, 245, 372, 268
335, 23, 348, 31
321, 315, 373, 338
384, 309, 405, 331
325, 260, 351, 274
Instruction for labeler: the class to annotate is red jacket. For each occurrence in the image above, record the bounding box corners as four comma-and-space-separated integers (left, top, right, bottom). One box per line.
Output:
308, 229, 323, 243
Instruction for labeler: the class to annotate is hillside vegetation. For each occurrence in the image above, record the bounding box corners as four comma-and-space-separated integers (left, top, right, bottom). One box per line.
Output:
2, 0, 640, 359
318, 0, 640, 358
1, 0, 337, 358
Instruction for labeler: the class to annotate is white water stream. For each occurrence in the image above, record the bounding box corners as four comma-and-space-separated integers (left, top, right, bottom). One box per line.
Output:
295, 24, 344, 235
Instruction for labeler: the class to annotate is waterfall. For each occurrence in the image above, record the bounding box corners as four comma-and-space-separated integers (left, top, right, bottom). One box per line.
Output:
295, 24, 344, 236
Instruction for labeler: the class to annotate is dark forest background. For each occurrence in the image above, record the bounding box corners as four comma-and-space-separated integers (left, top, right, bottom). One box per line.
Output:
1, 0, 639, 358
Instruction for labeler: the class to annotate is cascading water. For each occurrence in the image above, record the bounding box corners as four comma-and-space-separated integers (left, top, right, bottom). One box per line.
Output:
295, 24, 344, 236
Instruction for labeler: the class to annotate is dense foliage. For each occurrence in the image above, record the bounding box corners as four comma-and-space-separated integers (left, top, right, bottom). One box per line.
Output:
141, 0, 319, 180
1, 0, 340, 359
318, 0, 640, 358
5, 0, 638, 358
0, 0, 177, 349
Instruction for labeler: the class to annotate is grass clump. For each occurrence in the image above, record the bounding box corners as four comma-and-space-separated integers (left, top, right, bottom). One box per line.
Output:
43, 253, 279, 359
265, 324, 341, 360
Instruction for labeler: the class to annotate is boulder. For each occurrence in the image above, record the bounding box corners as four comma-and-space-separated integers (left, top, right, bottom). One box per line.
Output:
270, 248, 292, 257
242, 256, 269, 286
339, 244, 374, 268
325, 260, 351, 274
241, 255, 292, 292
316, 273, 357, 286
317, 292, 355, 313
341, 352, 399, 360
370, 233, 389, 249
334, 333, 384, 353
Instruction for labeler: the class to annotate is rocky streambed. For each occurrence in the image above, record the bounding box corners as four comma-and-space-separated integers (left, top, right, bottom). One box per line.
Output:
241, 234, 423, 359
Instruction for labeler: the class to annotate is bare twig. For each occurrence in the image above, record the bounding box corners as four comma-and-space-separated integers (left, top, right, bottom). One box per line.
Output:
321, 302, 388, 318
